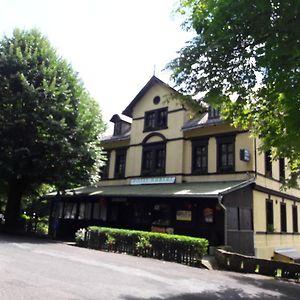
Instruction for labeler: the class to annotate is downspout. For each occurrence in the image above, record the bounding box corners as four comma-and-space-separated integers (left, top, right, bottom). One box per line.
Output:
254, 137, 257, 180
253, 137, 257, 256
218, 194, 227, 245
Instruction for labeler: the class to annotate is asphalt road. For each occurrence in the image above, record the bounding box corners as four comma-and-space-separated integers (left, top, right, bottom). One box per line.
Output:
0, 234, 299, 300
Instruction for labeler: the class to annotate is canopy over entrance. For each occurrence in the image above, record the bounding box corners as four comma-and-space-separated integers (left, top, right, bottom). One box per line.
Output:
47, 179, 254, 199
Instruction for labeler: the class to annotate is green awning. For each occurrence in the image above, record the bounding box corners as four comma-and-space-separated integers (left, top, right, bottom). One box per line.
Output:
47, 179, 254, 199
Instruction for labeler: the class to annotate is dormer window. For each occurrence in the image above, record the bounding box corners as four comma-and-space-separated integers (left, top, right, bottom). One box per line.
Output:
144, 107, 168, 132
208, 107, 220, 119
114, 121, 122, 136
110, 114, 131, 137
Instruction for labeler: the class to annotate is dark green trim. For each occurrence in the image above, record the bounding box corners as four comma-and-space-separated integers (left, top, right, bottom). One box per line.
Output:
142, 132, 167, 144
133, 107, 186, 121
127, 136, 184, 148
103, 170, 254, 181
103, 130, 247, 148
254, 184, 300, 202
122, 76, 178, 117
256, 231, 300, 235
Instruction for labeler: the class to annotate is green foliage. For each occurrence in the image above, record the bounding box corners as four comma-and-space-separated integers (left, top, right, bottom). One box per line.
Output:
77, 226, 208, 265
168, 0, 300, 187
21, 213, 30, 222
35, 216, 49, 235
75, 228, 87, 246
136, 235, 152, 251
0, 28, 105, 226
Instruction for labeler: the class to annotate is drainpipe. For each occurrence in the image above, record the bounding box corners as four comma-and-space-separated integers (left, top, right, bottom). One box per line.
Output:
218, 194, 227, 245
254, 137, 257, 180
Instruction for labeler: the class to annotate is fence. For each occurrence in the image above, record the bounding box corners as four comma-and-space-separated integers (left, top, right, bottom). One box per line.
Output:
215, 248, 300, 280
76, 226, 208, 267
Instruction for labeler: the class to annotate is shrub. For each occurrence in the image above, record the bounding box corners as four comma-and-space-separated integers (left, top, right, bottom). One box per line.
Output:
75, 228, 87, 247
78, 226, 208, 266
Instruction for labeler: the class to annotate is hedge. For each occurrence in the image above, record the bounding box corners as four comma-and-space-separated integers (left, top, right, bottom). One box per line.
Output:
75, 226, 208, 267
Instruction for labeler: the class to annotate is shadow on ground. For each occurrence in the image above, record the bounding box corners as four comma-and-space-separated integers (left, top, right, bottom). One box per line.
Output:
121, 286, 299, 300
122, 273, 300, 300
0, 232, 57, 244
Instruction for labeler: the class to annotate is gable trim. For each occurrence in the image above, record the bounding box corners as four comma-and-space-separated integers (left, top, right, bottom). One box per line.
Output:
122, 75, 178, 117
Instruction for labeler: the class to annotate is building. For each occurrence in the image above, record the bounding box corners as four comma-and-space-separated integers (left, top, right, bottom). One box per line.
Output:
49, 76, 300, 259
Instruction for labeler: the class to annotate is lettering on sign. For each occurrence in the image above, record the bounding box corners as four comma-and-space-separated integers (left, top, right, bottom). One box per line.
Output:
176, 210, 192, 221
130, 177, 176, 185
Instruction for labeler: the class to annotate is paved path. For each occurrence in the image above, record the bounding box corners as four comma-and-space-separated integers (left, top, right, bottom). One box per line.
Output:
0, 234, 299, 300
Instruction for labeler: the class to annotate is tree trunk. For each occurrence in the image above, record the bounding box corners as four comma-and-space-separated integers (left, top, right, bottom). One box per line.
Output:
4, 179, 24, 231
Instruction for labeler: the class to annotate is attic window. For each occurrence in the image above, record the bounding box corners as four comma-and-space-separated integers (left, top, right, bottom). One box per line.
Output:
153, 96, 160, 105
208, 107, 220, 119
114, 121, 122, 136
144, 108, 168, 132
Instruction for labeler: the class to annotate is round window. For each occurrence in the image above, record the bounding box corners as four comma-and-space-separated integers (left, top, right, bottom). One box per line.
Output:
153, 96, 160, 105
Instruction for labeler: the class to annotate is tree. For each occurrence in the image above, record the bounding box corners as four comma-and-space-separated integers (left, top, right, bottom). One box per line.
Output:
167, 0, 300, 187
0, 29, 105, 229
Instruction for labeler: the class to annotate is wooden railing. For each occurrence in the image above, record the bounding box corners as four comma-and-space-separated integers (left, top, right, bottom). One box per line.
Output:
215, 248, 300, 280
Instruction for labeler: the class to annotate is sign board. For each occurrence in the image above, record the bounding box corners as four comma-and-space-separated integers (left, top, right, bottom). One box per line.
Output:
176, 210, 192, 221
203, 208, 214, 223
240, 149, 250, 162
130, 177, 176, 185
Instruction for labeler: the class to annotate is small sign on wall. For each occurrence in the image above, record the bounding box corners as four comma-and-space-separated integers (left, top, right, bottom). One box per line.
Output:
130, 177, 176, 185
240, 149, 250, 162
176, 210, 192, 221
203, 208, 214, 223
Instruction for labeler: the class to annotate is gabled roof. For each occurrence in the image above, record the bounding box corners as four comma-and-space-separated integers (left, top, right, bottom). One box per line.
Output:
122, 75, 178, 117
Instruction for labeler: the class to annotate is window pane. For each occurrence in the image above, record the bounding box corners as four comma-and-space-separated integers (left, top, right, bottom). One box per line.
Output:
145, 112, 155, 129
193, 143, 207, 172
239, 208, 252, 230
280, 203, 287, 232
78, 203, 85, 220
202, 156, 207, 168
70, 203, 77, 219
227, 207, 238, 230
144, 108, 167, 130
84, 203, 92, 220
64, 202, 77, 219
115, 149, 126, 178
58, 202, 63, 218
156, 149, 165, 169
219, 142, 234, 171
152, 203, 171, 226
100, 151, 110, 179
143, 150, 152, 170
196, 156, 201, 168
222, 153, 227, 165
293, 206, 298, 233
265, 150, 272, 177
142, 143, 166, 175
279, 158, 285, 181
228, 153, 233, 166
158, 110, 167, 127
100, 199, 107, 221
93, 202, 101, 219
266, 200, 274, 231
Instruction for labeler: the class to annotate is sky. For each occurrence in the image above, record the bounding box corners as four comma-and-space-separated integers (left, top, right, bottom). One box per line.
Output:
0, 0, 193, 129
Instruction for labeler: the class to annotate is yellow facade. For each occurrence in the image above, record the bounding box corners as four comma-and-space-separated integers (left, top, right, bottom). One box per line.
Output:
100, 76, 300, 259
